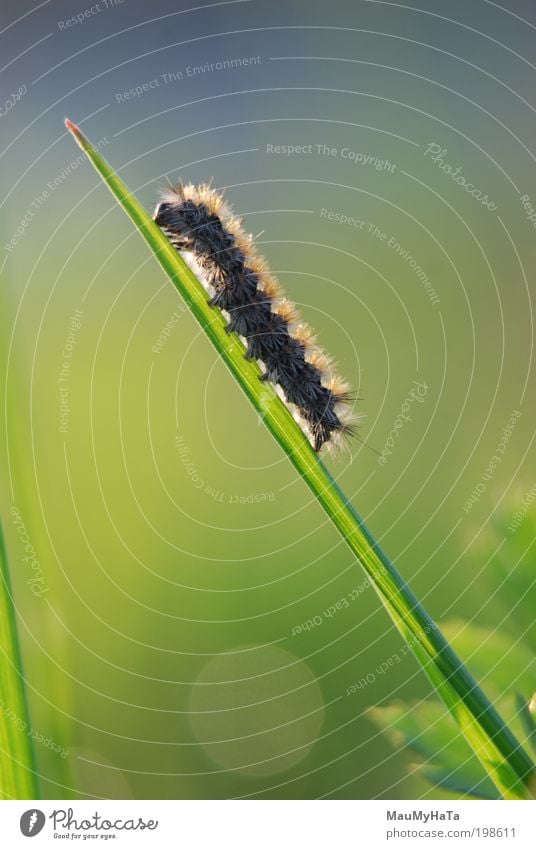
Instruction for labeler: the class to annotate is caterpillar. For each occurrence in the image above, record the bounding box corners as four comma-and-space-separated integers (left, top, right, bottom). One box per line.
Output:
154, 183, 356, 452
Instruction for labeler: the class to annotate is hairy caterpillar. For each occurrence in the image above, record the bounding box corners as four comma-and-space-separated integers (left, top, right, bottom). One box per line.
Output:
154, 183, 355, 451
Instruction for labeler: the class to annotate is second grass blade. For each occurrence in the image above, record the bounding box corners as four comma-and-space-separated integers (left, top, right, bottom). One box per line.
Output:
65, 118, 535, 800
0, 520, 39, 798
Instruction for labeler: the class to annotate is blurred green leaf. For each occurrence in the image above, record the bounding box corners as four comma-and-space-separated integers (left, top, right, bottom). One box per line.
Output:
486, 496, 536, 651
515, 693, 536, 756
369, 699, 499, 799
371, 621, 536, 799
442, 621, 535, 696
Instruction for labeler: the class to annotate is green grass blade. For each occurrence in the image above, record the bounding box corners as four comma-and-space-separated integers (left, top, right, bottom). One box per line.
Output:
0, 520, 39, 798
65, 118, 535, 800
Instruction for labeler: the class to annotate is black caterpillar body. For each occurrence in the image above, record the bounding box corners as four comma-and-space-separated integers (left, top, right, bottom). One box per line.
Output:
154, 183, 354, 451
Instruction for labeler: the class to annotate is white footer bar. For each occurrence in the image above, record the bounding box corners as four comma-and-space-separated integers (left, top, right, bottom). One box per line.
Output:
1, 799, 534, 847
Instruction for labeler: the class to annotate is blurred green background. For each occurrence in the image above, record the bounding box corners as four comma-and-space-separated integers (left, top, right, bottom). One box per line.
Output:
0, 0, 535, 799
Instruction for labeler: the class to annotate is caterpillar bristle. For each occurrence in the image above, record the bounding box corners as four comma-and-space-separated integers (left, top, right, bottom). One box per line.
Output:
154, 181, 357, 452
327, 374, 352, 398
248, 255, 269, 276
336, 402, 357, 423
292, 323, 317, 348
259, 276, 282, 300
306, 348, 330, 369
227, 217, 249, 247
274, 299, 299, 324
